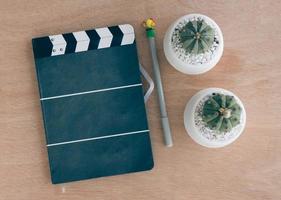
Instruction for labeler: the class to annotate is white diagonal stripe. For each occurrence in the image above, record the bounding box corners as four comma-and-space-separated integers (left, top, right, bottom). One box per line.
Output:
118, 24, 134, 34
119, 24, 135, 45
73, 31, 90, 52
95, 27, 113, 49
47, 129, 149, 147
40, 83, 142, 101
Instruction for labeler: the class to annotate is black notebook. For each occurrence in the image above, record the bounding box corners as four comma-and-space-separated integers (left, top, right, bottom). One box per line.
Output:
32, 24, 154, 184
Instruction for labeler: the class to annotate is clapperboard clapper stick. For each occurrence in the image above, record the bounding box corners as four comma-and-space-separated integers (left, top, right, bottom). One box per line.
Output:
143, 19, 173, 147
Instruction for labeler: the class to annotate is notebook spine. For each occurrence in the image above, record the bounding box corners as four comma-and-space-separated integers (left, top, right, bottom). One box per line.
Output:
31, 57, 51, 146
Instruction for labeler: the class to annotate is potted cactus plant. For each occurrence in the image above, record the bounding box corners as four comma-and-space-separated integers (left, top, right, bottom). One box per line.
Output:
164, 14, 223, 74
184, 88, 246, 148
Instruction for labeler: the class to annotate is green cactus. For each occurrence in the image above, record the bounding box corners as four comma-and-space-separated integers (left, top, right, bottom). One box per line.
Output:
202, 93, 241, 133
179, 19, 215, 54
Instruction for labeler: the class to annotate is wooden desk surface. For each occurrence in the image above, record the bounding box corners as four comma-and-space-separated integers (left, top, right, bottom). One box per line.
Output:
1, 0, 280, 199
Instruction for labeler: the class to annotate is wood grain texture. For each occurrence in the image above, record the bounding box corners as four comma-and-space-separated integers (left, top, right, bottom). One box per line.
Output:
1, 0, 281, 199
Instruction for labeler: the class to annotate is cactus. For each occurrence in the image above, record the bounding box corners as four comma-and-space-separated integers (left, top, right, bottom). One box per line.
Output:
202, 93, 241, 133
179, 19, 215, 54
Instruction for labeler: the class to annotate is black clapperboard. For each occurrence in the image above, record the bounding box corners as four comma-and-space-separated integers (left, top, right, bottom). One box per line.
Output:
32, 24, 154, 184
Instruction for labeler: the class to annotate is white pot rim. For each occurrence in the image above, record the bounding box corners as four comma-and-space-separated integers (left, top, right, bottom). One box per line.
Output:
184, 88, 246, 148
164, 14, 224, 75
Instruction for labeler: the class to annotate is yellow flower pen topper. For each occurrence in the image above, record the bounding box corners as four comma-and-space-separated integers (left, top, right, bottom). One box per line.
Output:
143, 18, 156, 38
143, 18, 156, 29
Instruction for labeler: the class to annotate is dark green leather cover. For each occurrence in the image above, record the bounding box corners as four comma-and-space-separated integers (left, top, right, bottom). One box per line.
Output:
32, 26, 154, 184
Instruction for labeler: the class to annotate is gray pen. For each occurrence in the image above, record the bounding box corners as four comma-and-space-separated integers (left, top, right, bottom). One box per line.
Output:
143, 18, 173, 147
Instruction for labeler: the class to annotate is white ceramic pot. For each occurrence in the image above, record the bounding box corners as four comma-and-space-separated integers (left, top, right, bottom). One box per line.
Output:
163, 14, 224, 75
184, 88, 246, 148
